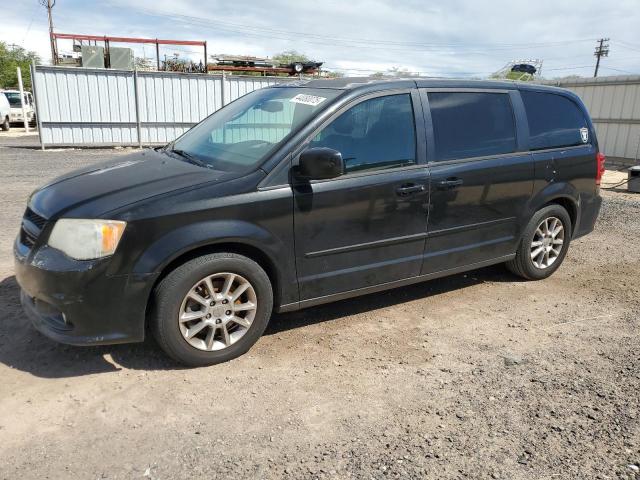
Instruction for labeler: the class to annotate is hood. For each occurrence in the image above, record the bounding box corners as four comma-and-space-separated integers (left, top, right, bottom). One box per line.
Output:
29, 149, 231, 219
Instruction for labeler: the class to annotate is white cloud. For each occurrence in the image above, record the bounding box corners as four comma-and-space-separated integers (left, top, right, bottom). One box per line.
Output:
2, 0, 639, 77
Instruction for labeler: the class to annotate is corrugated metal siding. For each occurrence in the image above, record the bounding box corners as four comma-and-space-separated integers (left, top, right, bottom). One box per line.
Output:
211, 95, 296, 144
541, 76, 640, 162
136, 71, 224, 144
35, 67, 137, 145
33, 66, 295, 147
36, 67, 639, 162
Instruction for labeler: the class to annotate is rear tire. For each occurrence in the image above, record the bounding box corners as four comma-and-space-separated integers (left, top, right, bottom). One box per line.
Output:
506, 204, 572, 280
1, 116, 9, 131
150, 253, 273, 367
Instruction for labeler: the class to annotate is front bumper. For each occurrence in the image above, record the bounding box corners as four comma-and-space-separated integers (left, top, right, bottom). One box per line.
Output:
10, 115, 29, 123
14, 240, 158, 346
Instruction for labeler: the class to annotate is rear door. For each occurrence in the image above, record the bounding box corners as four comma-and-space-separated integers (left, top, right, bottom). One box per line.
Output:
420, 89, 533, 274
293, 90, 430, 300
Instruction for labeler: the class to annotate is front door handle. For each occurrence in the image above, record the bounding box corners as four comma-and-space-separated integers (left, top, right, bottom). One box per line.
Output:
396, 184, 425, 196
437, 178, 464, 190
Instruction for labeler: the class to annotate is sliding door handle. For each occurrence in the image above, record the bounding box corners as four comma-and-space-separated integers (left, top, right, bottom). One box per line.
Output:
396, 184, 425, 196
437, 178, 464, 190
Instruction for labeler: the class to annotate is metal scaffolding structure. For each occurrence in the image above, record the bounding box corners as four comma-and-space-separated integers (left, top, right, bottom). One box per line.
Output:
50, 32, 207, 70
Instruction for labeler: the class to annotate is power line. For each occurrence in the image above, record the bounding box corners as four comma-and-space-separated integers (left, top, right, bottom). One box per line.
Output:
21, 2, 39, 45
614, 40, 640, 53
127, 6, 595, 54
46, 3, 640, 78
599, 66, 634, 74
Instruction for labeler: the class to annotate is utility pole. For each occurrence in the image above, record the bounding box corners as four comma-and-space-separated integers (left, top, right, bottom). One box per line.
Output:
40, 0, 57, 65
17, 67, 30, 133
594, 38, 609, 78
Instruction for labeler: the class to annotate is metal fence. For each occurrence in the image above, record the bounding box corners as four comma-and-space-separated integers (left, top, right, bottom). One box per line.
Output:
31, 65, 295, 148
541, 75, 640, 166
31, 66, 640, 164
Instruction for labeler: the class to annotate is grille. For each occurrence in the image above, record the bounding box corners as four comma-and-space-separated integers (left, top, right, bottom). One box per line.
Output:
24, 208, 47, 229
20, 208, 48, 250
20, 228, 37, 248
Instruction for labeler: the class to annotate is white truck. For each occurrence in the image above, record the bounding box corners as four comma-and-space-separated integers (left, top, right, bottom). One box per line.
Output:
0, 92, 10, 131
1, 90, 36, 127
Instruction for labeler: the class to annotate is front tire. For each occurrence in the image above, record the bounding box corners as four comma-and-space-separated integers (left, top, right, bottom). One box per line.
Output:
507, 205, 572, 280
151, 253, 273, 367
1, 116, 9, 131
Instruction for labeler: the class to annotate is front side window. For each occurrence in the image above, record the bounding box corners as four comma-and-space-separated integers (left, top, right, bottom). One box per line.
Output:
310, 94, 416, 174
171, 87, 341, 173
521, 91, 589, 150
428, 92, 517, 161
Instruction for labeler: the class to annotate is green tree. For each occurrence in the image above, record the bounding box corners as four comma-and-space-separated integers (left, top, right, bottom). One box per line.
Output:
0, 42, 41, 90
271, 50, 310, 65
386, 67, 419, 77
504, 71, 535, 81
370, 67, 418, 78
134, 56, 154, 70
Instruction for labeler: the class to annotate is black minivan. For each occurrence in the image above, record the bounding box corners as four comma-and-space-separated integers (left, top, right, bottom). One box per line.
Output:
15, 78, 605, 366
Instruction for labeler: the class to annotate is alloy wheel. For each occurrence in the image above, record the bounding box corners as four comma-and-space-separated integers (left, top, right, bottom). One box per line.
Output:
178, 272, 257, 351
530, 216, 564, 269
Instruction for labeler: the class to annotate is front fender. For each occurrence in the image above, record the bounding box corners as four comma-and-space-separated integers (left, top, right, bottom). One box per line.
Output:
131, 219, 298, 306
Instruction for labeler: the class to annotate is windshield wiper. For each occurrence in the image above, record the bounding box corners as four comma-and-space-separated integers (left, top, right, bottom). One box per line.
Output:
169, 148, 211, 169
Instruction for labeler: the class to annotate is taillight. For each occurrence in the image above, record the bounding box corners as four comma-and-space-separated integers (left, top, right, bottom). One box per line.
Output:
596, 152, 606, 186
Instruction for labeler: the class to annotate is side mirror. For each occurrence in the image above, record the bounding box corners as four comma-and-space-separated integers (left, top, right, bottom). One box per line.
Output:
297, 147, 344, 180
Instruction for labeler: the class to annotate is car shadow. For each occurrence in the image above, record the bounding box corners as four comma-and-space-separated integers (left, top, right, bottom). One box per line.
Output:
0, 265, 521, 378
0, 275, 180, 377
265, 265, 520, 335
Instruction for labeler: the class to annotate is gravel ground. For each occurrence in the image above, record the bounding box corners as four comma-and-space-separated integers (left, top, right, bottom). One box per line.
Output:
0, 135, 639, 480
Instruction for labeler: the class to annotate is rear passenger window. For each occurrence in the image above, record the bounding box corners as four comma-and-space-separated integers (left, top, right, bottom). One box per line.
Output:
428, 92, 516, 161
521, 91, 589, 150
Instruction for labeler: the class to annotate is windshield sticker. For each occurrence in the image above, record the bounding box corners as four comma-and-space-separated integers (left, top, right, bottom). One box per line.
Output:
580, 127, 589, 143
290, 93, 327, 106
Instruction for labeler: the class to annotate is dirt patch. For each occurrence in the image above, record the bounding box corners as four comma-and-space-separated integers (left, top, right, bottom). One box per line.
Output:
0, 144, 638, 480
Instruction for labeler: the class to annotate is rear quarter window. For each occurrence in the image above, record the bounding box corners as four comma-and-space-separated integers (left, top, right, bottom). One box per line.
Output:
521, 90, 589, 150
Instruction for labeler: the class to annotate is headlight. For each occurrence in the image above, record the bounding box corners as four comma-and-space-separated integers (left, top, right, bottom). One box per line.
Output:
48, 219, 126, 260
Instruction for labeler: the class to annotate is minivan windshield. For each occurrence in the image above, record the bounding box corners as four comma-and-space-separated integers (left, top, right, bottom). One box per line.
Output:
169, 87, 341, 172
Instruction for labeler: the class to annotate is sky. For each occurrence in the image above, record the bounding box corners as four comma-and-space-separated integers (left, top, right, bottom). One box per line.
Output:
3, 0, 640, 78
